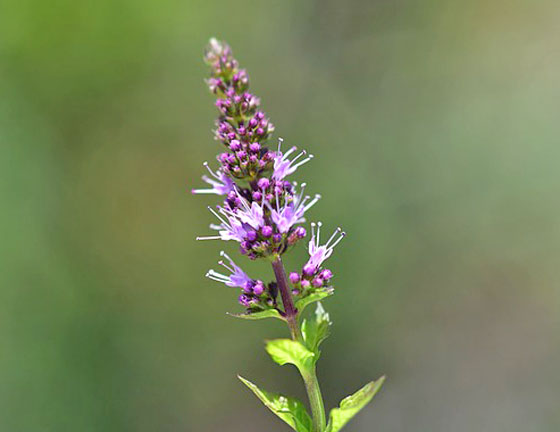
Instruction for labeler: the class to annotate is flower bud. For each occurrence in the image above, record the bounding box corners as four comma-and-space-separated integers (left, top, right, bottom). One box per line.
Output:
289, 272, 300, 284
257, 178, 270, 189
261, 225, 273, 237
253, 281, 265, 296
312, 277, 324, 288
302, 263, 315, 276
242, 281, 254, 294
238, 294, 251, 307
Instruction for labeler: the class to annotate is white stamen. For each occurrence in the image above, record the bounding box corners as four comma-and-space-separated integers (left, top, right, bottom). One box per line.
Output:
208, 206, 229, 226
203, 161, 221, 180
220, 251, 236, 267
302, 194, 321, 214
218, 260, 234, 273
206, 269, 231, 283
283, 146, 297, 158
289, 149, 305, 164
330, 230, 346, 249
292, 154, 314, 170
325, 227, 341, 248
277, 137, 284, 152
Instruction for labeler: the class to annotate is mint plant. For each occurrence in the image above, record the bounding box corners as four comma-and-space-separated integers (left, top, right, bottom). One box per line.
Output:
193, 38, 385, 432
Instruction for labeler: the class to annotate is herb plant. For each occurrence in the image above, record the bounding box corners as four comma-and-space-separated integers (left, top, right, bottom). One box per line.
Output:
193, 38, 385, 432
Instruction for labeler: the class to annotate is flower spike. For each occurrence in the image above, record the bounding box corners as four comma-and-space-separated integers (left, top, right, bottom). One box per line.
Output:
193, 38, 384, 432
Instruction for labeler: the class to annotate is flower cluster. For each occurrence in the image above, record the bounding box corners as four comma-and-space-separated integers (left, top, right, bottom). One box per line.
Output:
289, 223, 345, 300
194, 39, 343, 313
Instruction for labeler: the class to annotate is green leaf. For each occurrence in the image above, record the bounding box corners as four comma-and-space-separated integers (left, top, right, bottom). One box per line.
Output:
265, 339, 315, 374
326, 376, 386, 432
238, 376, 312, 432
295, 288, 334, 315
227, 309, 284, 321
301, 302, 331, 355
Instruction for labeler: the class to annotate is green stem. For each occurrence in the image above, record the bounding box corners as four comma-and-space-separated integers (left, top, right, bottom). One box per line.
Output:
301, 363, 327, 432
271, 256, 327, 432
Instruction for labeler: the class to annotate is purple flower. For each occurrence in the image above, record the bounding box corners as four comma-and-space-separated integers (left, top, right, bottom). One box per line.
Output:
206, 251, 253, 288
196, 206, 249, 242
306, 222, 346, 271
268, 184, 321, 233
221, 192, 265, 230
192, 162, 235, 195
272, 138, 314, 181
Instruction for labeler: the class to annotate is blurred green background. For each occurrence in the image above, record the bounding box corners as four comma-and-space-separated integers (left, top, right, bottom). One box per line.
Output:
1, 0, 559, 430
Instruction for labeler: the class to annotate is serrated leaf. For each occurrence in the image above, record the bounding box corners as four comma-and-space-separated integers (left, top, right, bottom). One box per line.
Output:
301, 302, 331, 355
265, 339, 315, 373
227, 309, 284, 321
326, 376, 385, 432
295, 288, 334, 315
238, 376, 312, 432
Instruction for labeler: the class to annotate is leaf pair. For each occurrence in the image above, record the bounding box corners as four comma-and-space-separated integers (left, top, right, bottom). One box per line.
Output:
228, 288, 334, 322
239, 375, 385, 432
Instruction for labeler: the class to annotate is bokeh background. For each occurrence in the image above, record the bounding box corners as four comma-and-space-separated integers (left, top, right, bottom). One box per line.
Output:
1, 0, 559, 430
